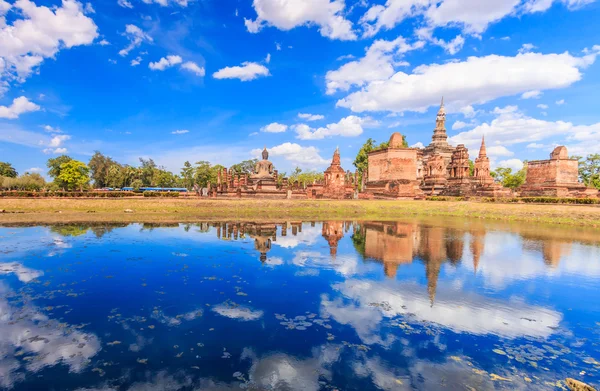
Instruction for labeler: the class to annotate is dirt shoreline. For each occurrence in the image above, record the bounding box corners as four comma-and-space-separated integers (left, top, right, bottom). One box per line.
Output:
1, 198, 599, 228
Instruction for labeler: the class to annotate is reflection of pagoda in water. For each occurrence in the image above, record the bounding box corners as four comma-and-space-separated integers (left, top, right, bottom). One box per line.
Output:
322, 221, 346, 257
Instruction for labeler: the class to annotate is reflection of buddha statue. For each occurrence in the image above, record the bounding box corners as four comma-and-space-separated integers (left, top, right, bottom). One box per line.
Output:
254, 236, 272, 263
252, 148, 274, 179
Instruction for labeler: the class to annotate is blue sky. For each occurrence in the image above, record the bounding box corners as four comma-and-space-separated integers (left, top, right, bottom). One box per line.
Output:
1, 0, 600, 177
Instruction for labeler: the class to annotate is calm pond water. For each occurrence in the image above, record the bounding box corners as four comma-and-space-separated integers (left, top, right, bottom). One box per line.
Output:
1, 220, 600, 390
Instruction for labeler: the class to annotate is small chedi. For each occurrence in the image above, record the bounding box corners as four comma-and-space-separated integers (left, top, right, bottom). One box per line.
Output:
307, 148, 357, 199
519, 146, 598, 198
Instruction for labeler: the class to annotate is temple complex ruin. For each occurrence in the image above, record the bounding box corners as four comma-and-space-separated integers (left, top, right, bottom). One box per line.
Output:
208, 98, 596, 200
519, 146, 598, 198
361, 99, 594, 199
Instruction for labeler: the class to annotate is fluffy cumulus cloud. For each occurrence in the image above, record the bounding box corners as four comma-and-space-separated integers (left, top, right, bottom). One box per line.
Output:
0, 0, 98, 93
181, 61, 205, 76
245, 0, 356, 40
149, 55, 182, 70
326, 37, 424, 94
294, 116, 377, 140
450, 106, 600, 158
337, 49, 599, 114
298, 113, 325, 121
252, 143, 329, 166
261, 122, 288, 133
360, 0, 596, 38
119, 24, 152, 57
0, 96, 39, 119
213, 62, 270, 81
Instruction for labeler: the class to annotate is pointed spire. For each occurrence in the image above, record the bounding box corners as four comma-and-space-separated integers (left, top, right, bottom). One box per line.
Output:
332, 147, 341, 166
478, 136, 487, 158
441, 96, 444, 108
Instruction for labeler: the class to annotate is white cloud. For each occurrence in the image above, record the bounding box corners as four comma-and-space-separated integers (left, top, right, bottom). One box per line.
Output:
130, 56, 142, 66
171, 129, 189, 135
245, 0, 356, 41
294, 116, 377, 140
0, 96, 40, 119
119, 24, 152, 57
537, 103, 549, 109
526, 142, 545, 148
252, 143, 329, 166
98, 39, 110, 46
521, 89, 542, 99
518, 43, 536, 54
486, 145, 514, 157
411, 142, 424, 148
181, 61, 205, 76
265, 53, 271, 64
298, 113, 325, 121
27, 167, 43, 173
556, 99, 565, 105
337, 50, 598, 114
261, 122, 288, 133
360, 0, 595, 39
459, 105, 477, 118
141, 0, 193, 6
492, 105, 519, 114
44, 147, 68, 154
117, 0, 134, 8
452, 121, 470, 130
213, 62, 270, 81
416, 27, 465, 54
326, 37, 424, 94
497, 158, 524, 171
149, 55, 182, 71
450, 107, 600, 157
0, 0, 98, 92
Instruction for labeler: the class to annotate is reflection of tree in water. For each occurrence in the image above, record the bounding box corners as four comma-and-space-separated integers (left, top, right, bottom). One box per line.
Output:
49, 223, 128, 238
49, 225, 89, 237
351, 223, 367, 258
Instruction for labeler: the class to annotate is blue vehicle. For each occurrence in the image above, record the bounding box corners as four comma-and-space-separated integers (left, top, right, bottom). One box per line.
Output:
119, 187, 188, 192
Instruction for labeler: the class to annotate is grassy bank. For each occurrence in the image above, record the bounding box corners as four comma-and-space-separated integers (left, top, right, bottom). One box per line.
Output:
1, 198, 599, 228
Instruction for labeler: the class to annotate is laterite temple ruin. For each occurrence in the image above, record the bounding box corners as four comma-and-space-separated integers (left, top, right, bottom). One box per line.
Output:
212, 98, 597, 200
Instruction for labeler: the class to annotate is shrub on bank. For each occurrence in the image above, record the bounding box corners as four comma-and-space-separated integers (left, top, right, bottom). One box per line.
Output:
142, 191, 180, 198
0, 191, 137, 198
520, 197, 599, 204
425, 196, 466, 201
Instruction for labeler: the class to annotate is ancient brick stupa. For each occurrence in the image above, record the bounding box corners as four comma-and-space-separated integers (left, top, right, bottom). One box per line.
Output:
520, 146, 598, 198
362, 132, 424, 199
470, 137, 511, 197
306, 148, 356, 199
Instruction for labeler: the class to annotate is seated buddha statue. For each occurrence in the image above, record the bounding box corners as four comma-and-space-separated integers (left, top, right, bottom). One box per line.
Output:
252, 147, 274, 179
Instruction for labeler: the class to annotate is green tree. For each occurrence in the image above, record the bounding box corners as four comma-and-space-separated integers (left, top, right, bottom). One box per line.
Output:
131, 179, 143, 191
231, 159, 258, 175
492, 165, 527, 189
194, 161, 214, 188
576, 154, 600, 189
57, 160, 90, 191
180, 161, 195, 190
139, 158, 157, 186
469, 160, 475, 176
0, 162, 17, 178
353, 138, 375, 190
89, 151, 119, 188
47, 155, 73, 189
288, 167, 323, 187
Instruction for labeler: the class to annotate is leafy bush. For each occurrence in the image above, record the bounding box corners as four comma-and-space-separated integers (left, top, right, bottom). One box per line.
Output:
142, 191, 180, 198
520, 197, 599, 204
0, 191, 137, 198
426, 196, 466, 201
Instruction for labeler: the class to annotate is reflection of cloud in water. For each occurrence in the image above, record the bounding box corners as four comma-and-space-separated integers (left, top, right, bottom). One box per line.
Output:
466, 232, 600, 289
322, 279, 561, 342
264, 256, 284, 267
75, 370, 242, 391
212, 303, 263, 321
0, 262, 43, 283
151, 308, 203, 326
271, 225, 322, 249
292, 251, 375, 277
0, 284, 100, 389
353, 356, 410, 390
244, 344, 340, 391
